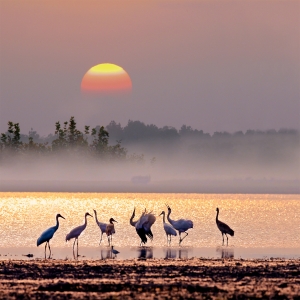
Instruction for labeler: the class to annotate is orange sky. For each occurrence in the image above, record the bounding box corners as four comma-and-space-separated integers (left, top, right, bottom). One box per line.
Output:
0, 0, 299, 134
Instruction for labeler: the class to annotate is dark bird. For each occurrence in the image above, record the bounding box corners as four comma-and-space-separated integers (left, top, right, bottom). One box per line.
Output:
111, 246, 120, 258
216, 207, 234, 245
106, 218, 117, 246
166, 204, 193, 245
130, 208, 156, 246
66, 212, 93, 258
37, 213, 65, 259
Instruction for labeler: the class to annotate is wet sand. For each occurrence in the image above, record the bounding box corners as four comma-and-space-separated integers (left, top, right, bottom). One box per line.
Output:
0, 258, 299, 299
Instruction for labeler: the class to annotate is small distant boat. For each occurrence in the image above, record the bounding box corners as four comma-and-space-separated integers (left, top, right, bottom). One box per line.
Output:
131, 175, 151, 184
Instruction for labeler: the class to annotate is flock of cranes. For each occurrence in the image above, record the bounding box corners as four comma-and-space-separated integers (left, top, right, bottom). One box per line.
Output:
37, 205, 234, 259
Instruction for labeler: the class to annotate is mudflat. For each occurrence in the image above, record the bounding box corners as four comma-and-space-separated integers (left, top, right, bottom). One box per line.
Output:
0, 258, 299, 299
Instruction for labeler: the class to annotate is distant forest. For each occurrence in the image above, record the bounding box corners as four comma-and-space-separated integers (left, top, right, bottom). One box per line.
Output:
1, 117, 299, 169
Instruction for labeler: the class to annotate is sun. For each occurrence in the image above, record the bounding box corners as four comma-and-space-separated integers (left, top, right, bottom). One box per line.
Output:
81, 63, 132, 96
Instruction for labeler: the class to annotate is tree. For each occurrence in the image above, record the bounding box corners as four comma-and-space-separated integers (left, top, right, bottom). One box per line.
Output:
0, 121, 22, 152
52, 116, 89, 152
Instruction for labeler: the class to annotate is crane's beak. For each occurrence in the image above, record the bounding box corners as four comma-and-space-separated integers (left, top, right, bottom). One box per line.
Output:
88, 213, 93, 218
159, 212, 163, 216
61, 215, 65, 220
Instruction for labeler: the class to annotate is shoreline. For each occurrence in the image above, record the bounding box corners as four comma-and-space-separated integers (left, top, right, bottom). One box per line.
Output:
1, 179, 299, 194
1, 258, 299, 299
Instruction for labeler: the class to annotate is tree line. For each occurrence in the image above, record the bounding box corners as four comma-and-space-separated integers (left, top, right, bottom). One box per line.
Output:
1, 117, 299, 165
0, 117, 134, 162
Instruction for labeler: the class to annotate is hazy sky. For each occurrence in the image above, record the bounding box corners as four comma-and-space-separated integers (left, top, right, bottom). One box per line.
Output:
1, 0, 299, 136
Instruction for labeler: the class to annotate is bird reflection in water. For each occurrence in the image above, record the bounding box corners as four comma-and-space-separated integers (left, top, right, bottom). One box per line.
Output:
137, 247, 153, 260
164, 248, 189, 259
216, 246, 234, 259
164, 248, 177, 259
178, 248, 189, 259
100, 249, 112, 260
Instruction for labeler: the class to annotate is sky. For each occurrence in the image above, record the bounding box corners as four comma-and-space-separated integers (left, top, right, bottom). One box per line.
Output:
0, 0, 299, 136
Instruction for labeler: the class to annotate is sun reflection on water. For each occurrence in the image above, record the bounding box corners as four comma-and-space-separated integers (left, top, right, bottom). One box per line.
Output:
0, 193, 299, 249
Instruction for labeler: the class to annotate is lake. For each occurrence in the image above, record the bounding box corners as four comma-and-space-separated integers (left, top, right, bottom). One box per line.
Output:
0, 192, 299, 259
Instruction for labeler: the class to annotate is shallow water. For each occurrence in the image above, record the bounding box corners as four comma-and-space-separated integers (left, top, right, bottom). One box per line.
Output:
0, 193, 299, 259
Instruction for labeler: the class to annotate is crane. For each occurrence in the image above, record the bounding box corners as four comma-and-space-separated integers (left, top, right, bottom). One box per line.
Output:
93, 209, 108, 245
66, 212, 93, 258
159, 211, 177, 246
130, 208, 156, 246
216, 207, 234, 245
166, 204, 193, 245
106, 218, 117, 246
37, 213, 65, 259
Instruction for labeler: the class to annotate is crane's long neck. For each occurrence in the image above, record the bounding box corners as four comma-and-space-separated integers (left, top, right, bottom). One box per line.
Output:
162, 212, 166, 223
94, 211, 99, 224
84, 215, 88, 228
130, 211, 137, 227
216, 210, 219, 223
55, 215, 60, 231
167, 210, 174, 225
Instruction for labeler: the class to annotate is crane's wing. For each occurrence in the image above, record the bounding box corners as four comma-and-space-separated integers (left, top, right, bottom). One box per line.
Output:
164, 223, 177, 236
135, 213, 148, 230
217, 220, 234, 236
143, 214, 156, 232
143, 214, 156, 240
173, 219, 193, 231
37, 226, 56, 246
136, 228, 148, 244
97, 222, 108, 233
66, 224, 85, 241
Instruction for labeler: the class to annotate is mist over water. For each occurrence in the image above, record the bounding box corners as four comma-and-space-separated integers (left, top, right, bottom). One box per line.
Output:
1, 128, 299, 193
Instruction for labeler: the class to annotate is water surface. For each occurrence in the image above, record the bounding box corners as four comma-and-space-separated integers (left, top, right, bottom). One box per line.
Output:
0, 193, 299, 259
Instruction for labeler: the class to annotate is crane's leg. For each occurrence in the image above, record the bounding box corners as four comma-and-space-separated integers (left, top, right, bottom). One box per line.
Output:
179, 232, 181, 245
166, 235, 169, 246
44, 242, 47, 259
222, 233, 224, 245
72, 239, 76, 259
99, 232, 103, 245
108, 235, 110, 246
111, 234, 113, 246
77, 238, 79, 258
48, 242, 51, 259
180, 232, 189, 244
225, 234, 228, 246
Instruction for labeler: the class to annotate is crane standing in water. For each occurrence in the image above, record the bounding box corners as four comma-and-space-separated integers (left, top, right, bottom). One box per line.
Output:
106, 218, 117, 246
37, 213, 65, 259
166, 204, 193, 245
159, 211, 177, 246
216, 207, 234, 245
130, 208, 156, 246
66, 212, 93, 258
93, 209, 108, 245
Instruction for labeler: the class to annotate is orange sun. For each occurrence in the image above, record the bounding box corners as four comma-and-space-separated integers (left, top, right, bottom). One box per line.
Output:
81, 63, 132, 96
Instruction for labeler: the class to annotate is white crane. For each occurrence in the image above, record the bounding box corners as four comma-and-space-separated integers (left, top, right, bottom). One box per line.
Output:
37, 213, 65, 259
166, 204, 193, 245
216, 207, 234, 245
130, 208, 156, 246
66, 212, 93, 258
106, 218, 117, 246
159, 211, 177, 246
93, 209, 108, 245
